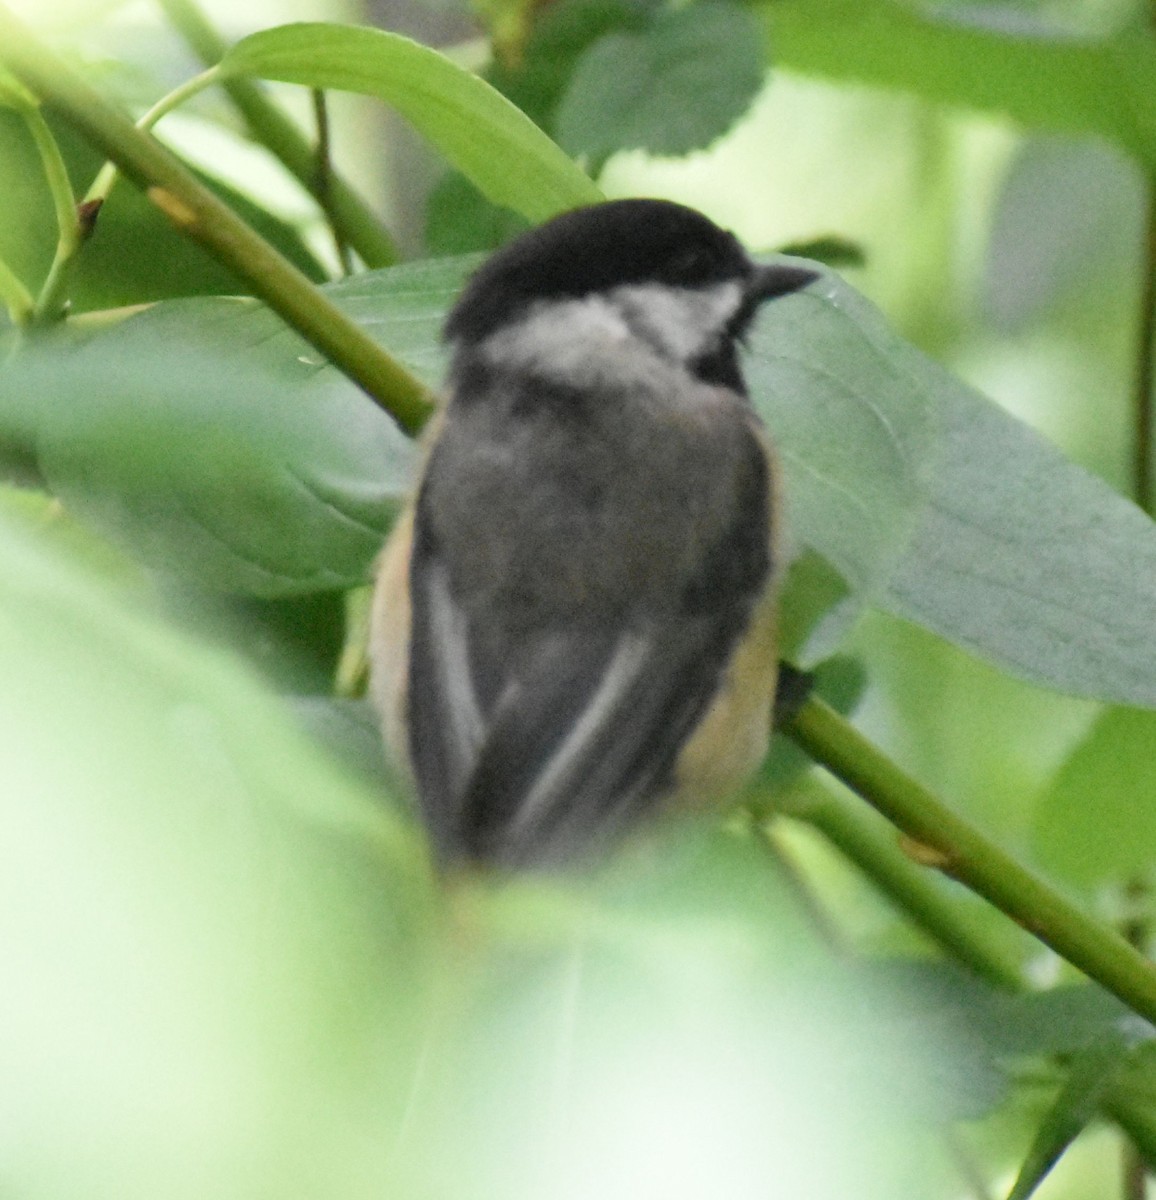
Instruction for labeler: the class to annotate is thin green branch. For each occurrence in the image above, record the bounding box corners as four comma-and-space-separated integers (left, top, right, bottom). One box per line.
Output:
25, 105, 81, 323
783, 697, 1156, 1027
312, 87, 353, 277
84, 65, 224, 207
0, 252, 35, 325
0, 4, 433, 435
334, 584, 372, 699
793, 780, 1026, 988
1134, 187, 1156, 514
155, 0, 398, 268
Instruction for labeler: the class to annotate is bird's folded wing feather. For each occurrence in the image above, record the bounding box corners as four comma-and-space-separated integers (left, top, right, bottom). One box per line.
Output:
407, 538, 751, 866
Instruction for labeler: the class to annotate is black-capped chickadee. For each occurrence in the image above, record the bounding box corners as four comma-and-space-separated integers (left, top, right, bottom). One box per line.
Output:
370, 199, 817, 870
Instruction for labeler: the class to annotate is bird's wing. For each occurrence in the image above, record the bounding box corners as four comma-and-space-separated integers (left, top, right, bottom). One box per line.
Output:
407, 517, 757, 867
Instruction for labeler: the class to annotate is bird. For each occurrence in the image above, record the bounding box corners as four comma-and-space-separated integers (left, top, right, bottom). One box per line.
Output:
369, 198, 816, 871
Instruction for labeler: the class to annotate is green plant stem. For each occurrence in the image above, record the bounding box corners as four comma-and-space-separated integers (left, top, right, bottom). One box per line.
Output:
334, 584, 372, 699
155, 0, 398, 268
26, 105, 81, 323
796, 782, 1025, 988
312, 87, 353, 276
85, 66, 225, 206
0, 4, 433, 435
0, 252, 35, 325
783, 697, 1156, 1026
1134, 186, 1156, 515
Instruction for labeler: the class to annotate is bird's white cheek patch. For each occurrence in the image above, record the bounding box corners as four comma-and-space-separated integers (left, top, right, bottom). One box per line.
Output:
479, 296, 635, 388
611, 281, 744, 364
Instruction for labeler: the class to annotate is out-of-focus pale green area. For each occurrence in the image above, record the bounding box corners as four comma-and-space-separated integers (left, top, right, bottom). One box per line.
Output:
0, 0, 1151, 1196
0, 492, 946, 1199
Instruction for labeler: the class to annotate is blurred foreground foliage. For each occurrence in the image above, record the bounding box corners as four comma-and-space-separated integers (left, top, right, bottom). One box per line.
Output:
1, 0, 1156, 1197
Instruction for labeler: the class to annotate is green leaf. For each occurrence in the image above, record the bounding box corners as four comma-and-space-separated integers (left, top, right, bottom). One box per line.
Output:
983, 135, 1142, 330
764, 0, 1156, 176
1033, 707, 1156, 887
556, 2, 766, 162
985, 985, 1143, 1059
221, 22, 602, 224
487, 0, 653, 127
844, 962, 1010, 1120
747, 268, 939, 612
1005, 1035, 1131, 1200
753, 263, 1156, 704
881, 373, 1156, 706
396, 831, 964, 1198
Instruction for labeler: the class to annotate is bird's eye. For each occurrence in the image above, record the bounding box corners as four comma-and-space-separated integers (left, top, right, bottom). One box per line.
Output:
665, 245, 711, 282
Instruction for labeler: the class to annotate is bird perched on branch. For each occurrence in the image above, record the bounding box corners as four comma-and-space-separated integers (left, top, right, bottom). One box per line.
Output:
370, 198, 816, 870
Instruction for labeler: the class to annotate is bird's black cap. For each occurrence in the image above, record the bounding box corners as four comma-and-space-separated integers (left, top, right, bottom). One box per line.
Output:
445, 199, 759, 345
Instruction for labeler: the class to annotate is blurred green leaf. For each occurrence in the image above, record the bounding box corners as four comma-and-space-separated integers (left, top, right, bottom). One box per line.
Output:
842, 961, 1011, 1119
1033, 707, 1156, 887
556, 2, 765, 164
777, 548, 855, 665
984, 135, 1143, 330
1, 255, 468, 595
0, 506, 434, 1197
1005, 1034, 1131, 1200
764, 0, 1156, 174
986, 984, 1145, 1059
394, 827, 954, 1198
221, 22, 603, 224
777, 235, 867, 270
487, 0, 653, 126
289, 695, 395, 789
0, 481, 145, 586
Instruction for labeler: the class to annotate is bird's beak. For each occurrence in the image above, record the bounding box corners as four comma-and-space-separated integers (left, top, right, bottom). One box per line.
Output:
749, 263, 820, 303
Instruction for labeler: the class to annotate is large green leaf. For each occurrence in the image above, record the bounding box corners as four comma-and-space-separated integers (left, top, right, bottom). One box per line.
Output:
881, 371, 1156, 706
746, 270, 938, 626
762, 0, 1156, 175
221, 22, 602, 224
